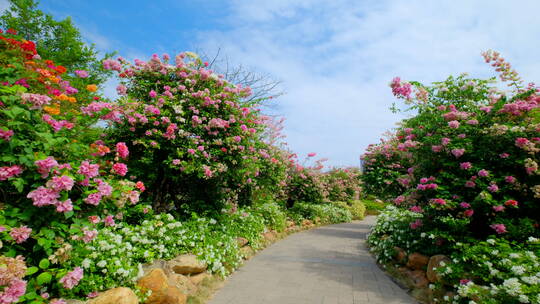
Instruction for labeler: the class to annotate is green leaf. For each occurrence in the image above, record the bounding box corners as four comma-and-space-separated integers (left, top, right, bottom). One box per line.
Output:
38, 259, 50, 269
26, 266, 39, 275
36, 272, 52, 285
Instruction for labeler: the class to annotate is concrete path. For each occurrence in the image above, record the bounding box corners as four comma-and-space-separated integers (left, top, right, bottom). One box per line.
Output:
208, 216, 417, 304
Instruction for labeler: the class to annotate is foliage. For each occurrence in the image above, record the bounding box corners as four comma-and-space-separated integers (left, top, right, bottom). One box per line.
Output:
250, 200, 287, 232
288, 202, 352, 225
0, 0, 114, 86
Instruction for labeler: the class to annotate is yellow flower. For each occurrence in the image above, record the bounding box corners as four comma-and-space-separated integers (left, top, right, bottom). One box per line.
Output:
86, 84, 98, 92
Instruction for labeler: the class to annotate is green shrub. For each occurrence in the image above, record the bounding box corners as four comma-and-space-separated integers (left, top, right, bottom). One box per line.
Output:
362, 199, 386, 215
250, 201, 287, 232
288, 202, 352, 224
348, 200, 366, 220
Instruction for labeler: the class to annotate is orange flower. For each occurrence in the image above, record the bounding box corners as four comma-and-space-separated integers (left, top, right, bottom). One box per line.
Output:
86, 84, 98, 92
44, 105, 60, 115
55, 65, 66, 74
47, 76, 60, 83
38, 69, 52, 77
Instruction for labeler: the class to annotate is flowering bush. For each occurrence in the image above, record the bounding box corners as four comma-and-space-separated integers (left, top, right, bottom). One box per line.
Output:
0, 31, 140, 303
364, 51, 540, 303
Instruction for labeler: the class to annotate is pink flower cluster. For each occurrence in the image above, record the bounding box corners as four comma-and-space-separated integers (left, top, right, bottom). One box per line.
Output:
42, 115, 74, 132
59, 267, 83, 289
0, 165, 23, 181
9, 226, 32, 244
0, 129, 13, 141
20, 93, 51, 109
390, 77, 412, 99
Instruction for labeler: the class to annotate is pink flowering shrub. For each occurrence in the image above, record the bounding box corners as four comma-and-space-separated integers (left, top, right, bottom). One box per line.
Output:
365, 51, 540, 303
0, 32, 140, 302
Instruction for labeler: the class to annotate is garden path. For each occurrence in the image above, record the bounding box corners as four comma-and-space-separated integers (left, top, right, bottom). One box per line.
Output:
208, 216, 417, 304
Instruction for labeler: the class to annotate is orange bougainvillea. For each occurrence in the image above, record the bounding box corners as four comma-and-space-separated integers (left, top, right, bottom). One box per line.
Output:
86, 84, 97, 92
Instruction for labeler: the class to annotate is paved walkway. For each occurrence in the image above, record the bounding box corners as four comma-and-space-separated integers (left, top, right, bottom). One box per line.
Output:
209, 216, 417, 304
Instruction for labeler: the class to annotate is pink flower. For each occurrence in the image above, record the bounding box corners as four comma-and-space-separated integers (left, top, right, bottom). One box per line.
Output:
451, 148, 465, 158
149, 90, 157, 98
84, 193, 101, 206
493, 205, 505, 212
116, 142, 129, 159
56, 199, 73, 213
0, 165, 23, 180
136, 181, 145, 192
459, 202, 471, 208
104, 215, 115, 227
59, 267, 83, 289
460, 162, 472, 170
307, 152, 317, 157
233, 136, 241, 143
448, 120, 460, 129
465, 180, 476, 188
35, 157, 58, 178
187, 148, 195, 155
431, 198, 446, 205
390, 77, 412, 99
20, 93, 51, 109
102, 59, 121, 71
504, 199, 518, 207
478, 169, 489, 177
432, 145, 443, 152
515, 137, 530, 148
441, 138, 451, 145
47, 175, 74, 191
0, 278, 26, 304
82, 228, 98, 243
466, 119, 478, 125
490, 224, 507, 234
87, 291, 99, 298
0, 129, 14, 141
420, 177, 429, 184
172, 159, 181, 165
116, 84, 127, 95
27, 186, 59, 206
96, 180, 113, 197
394, 196, 405, 205
409, 219, 423, 229
88, 216, 100, 224
203, 165, 213, 177
499, 153, 510, 158
10, 226, 32, 243
112, 163, 128, 176
197, 146, 205, 151
78, 161, 100, 178
409, 206, 423, 213
50, 299, 67, 304
505, 176, 516, 183
464, 209, 474, 217
74, 70, 89, 78
487, 184, 499, 192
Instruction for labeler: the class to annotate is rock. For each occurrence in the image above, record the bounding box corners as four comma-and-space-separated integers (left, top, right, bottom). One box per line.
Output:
286, 220, 296, 228
301, 219, 313, 227
137, 268, 169, 293
189, 272, 211, 285
142, 259, 171, 276
87, 287, 138, 304
263, 231, 276, 242
240, 246, 255, 259
168, 254, 207, 275
66, 300, 86, 304
406, 252, 429, 270
236, 237, 249, 247
150, 286, 187, 304
408, 270, 429, 288
427, 255, 451, 282
168, 273, 197, 295
393, 246, 407, 264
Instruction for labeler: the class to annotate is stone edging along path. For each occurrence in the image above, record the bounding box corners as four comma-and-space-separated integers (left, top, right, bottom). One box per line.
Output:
207, 216, 417, 304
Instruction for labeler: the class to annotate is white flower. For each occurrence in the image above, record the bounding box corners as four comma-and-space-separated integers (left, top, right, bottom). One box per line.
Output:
97, 260, 107, 268
81, 258, 92, 269
487, 239, 496, 245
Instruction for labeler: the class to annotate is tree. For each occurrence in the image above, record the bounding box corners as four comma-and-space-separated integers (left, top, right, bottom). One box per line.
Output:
0, 0, 114, 86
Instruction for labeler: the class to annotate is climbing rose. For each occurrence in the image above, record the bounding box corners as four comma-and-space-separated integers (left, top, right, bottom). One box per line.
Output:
0, 165, 23, 181
448, 120, 460, 128
59, 267, 83, 289
490, 224, 507, 234
74, 70, 89, 78
460, 162, 472, 170
9, 226, 32, 243
112, 163, 128, 176
0, 279, 26, 304
478, 169, 489, 177
20, 93, 51, 109
78, 161, 99, 178
451, 148, 465, 158
55, 199, 73, 213
27, 186, 59, 207
0, 129, 13, 141
47, 175, 75, 191
35, 157, 58, 178
116, 142, 129, 159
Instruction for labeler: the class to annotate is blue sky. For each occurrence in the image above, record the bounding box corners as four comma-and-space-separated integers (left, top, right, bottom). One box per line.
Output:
3, 0, 540, 168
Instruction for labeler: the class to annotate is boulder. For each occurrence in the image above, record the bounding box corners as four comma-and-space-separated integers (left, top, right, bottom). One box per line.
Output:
168, 254, 207, 275
263, 231, 277, 242
406, 252, 429, 270
393, 246, 407, 264
66, 300, 86, 304
87, 287, 138, 304
427, 255, 451, 282
301, 219, 313, 227
137, 268, 168, 293
189, 272, 211, 286
286, 220, 296, 228
408, 270, 429, 288
236, 237, 249, 247
168, 273, 197, 294
137, 269, 187, 304
142, 259, 170, 276
152, 286, 187, 304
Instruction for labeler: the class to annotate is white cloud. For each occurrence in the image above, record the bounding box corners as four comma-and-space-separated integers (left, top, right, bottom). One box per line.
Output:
194, 0, 540, 167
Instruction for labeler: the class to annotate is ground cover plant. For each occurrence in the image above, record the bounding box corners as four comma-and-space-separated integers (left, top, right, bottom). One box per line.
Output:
364, 51, 540, 303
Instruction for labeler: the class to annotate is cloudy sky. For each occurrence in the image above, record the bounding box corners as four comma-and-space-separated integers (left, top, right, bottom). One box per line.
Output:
4, 0, 540, 167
